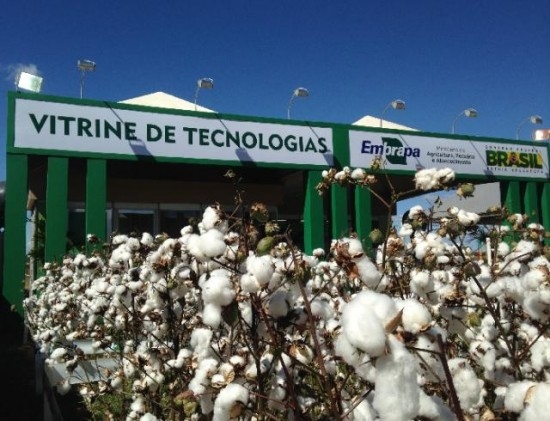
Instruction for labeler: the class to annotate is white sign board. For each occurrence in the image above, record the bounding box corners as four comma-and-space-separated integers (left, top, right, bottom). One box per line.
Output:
349, 130, 549, 179
13, 98, 334, 167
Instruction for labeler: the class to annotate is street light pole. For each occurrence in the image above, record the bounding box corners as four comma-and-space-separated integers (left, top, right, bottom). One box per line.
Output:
380, 99, 406, 128
78, 59, 96, 99
451, 108, 477, 134
287, 87, 309, 119
516, 115, 543, 140
194, 77, 214, 111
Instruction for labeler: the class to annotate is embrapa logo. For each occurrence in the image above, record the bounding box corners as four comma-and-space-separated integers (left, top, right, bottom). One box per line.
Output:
360, 137, 420, 165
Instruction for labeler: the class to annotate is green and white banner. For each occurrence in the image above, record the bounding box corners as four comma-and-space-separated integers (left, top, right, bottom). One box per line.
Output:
13, 98, 334, 166
349, 130, 549, 180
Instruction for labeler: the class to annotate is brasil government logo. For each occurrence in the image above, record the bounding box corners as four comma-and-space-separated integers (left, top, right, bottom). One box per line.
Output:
486, 149, 543, 169
361, 137, 420, 165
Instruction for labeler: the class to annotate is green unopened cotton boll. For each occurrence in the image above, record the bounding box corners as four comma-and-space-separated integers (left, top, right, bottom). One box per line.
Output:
457, 183, 475, 198
256, 236, 275, 256
184, 401, 198, 416
369, 228, 384, 244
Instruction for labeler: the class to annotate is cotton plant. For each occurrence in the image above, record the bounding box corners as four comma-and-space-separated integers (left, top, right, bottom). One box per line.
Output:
24, 167, 550, 420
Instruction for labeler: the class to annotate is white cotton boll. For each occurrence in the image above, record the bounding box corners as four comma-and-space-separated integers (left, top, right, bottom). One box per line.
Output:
417, 390, 455, 421
528, 255, 550, 270
310, 298, 335, 321
530, 338, 550, 371
457, 209, 480, 226
246, 255, 274, 287
398, 223, 414, 237
447, 358, 482, 412
198, 229, 227, 258
509, 240, 538, 262
268, 290, 290, 318
50, 347, 68, 361
414, 239, 431, 261
351, 167, 366, 180
333, 333, 360, 365
127, 280, 144, 292
469, 339, 496, 380
355, 256, 382, 289
523, 293, 550, 321
414, 331, 445, 381
414, 168, 437, 190
212, 383, 249, 421
187, 233, 209, 262
112, 234, 129, 245
435, 167, 455, 184
244, 362, 258, 380
523, 268, 546, 290
126, 237, 141, 251
505, 381, 537, 413
334, 170, 347, 181
485, 279, 504, 299
410, 270, 434, 298
361, 290, 398, 323
497, 241, 511, 257
352, 399, 376, 421
123, 359, 137, 377
334, 333, 376, 381
53, 302, 68, 312
130, 396, 146, 413
201, 206, 227, 232
519, 322, 539, 342
343, 237, 364, 257
268, 385, 287, 411
111, 375, 123, 391
399, 298, 432, 334
373, 335, 420, 421
190, 328, 213, 355
501, 275, 525, 302
238, 301, 253, 326
447, 206, 459, 216
341, 291, 397, 357
409, 205, 425, 219
56, 378, 71, 395
201, 270, 235, 307
189, 358, 219, 395
518, 383, 550, 420
140, 232, 154, 247
140, 413, 158, 421
202, 303, 222, 328
240, 273, 261, 293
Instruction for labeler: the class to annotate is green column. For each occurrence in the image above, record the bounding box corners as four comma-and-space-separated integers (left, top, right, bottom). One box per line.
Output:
542, 183, 550, 246
355, 186, 372, 249
523, 182, 539, 223
331, 125, 351, 241
85, 159, 107, 254
2, 154, 28, 314
331, 184, 349, 240
502, 181, 522, 215
44, 157, 69, 263
303, 170, 324, 254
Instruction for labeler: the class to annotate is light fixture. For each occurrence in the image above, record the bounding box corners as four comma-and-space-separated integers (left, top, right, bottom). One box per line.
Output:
15, 71, 43, 93
78, 59, 96, 99
380, 99, 406, 128
194, 77, 214, 111
287, 87, 309, 119
516, 114, 543, 140
451, 108, 477, 134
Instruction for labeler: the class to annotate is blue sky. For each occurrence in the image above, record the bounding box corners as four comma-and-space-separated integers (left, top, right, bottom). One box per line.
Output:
1, 0, 549, 180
